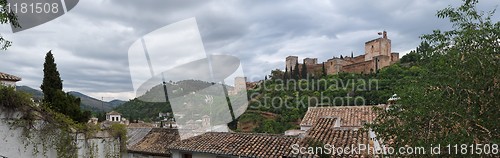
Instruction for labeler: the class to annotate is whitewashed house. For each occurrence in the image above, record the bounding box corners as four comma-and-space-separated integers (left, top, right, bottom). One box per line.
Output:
106, 111, 122, 122
0, 72, 21, 88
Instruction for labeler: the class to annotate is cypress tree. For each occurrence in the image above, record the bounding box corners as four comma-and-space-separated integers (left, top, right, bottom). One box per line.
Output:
301, 62, 308, 79
283, 68, 288, 81
322, 62, 327, 77
41, 50, 63, 103
40, 51, 89, 123
293, 61, 299, 80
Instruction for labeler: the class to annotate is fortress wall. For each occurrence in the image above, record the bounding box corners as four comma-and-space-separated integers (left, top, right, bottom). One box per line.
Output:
325, 59, 353, 75
342, 60, 374, 74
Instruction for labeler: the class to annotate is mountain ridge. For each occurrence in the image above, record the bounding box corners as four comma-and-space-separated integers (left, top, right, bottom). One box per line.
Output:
16, 86, 125, 112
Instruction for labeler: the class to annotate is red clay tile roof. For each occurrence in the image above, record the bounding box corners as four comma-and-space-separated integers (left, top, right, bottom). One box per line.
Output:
126, 127, 152, 148
300, 105, 383, 127
0, 72, 21, 81
299, 117, 373, 157
168, 132, 302, 157
128, 128, 180, 156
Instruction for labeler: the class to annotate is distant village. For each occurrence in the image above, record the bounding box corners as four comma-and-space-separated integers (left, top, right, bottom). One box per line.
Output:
0, 32, 400, 158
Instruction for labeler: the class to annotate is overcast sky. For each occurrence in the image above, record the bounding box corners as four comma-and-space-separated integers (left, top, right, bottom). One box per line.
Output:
0, 0, 498, 101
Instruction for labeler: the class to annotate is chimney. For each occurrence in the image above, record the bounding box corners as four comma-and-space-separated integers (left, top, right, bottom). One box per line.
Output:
383, 31, 387, 39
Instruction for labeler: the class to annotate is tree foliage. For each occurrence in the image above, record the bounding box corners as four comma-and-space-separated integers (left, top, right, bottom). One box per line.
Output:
0, 0, 20, 50
301, 62, 308, 79
41, 51, 62, 103
371, 0, 499, 155
41, 51, 90, 123
400, 41, 432, 64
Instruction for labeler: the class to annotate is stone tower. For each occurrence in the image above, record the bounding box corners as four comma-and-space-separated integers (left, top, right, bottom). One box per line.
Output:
364, 31, 391, 61
285, 56, 298, 71
303, 58, 318, 65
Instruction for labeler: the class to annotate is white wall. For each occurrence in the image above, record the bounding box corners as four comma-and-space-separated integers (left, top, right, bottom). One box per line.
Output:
0, 80, 16, 88
0, 113, 121, 158
108, 114, 122, 122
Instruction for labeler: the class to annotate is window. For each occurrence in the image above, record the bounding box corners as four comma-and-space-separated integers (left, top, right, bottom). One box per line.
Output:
182, 153, 192, 158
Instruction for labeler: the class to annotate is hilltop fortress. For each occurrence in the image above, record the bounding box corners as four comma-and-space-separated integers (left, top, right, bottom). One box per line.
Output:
286, 31, 399, 75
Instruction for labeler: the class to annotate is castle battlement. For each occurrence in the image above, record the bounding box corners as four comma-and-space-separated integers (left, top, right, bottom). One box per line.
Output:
285, 31, 399, 75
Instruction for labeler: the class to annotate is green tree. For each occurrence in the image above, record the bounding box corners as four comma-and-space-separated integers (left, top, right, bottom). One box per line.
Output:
40, 51, 90, 123
400, 41, 432, 63
41, 51, 63, 103
371, 0, 500, 155
0, 0, 20, 50
293, 61, 299, 80
270, 69, 284, 80
321, 62, 326, 77
301, 62, 308, 79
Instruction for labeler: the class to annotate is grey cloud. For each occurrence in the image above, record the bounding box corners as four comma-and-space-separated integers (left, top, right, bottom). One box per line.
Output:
1, 0, 498, 100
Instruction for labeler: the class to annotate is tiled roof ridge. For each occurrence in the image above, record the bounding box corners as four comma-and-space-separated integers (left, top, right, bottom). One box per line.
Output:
307, 105, 384, 109
0, 72, 21, 81
205, 131, 299, 138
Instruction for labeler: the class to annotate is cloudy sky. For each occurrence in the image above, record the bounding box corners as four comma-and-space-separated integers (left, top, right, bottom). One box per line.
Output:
0, 0, 498, 101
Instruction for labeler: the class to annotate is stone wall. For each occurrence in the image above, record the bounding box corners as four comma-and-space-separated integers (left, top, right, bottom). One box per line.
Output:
0, 113, 121, 158
342, 60, 374, 74
325, 59, 353, 75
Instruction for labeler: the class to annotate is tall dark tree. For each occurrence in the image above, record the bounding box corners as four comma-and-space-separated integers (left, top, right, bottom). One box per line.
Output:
301, 63, 308, 79
41, 51, 63, 103
283, 67, 288, 81
40, 51, 89, 123
321, 62, 327, 77
293, 61, 299, 80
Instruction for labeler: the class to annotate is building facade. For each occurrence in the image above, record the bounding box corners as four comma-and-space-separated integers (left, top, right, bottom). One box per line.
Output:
106, 111, 122, 122
0, 72, 21, 88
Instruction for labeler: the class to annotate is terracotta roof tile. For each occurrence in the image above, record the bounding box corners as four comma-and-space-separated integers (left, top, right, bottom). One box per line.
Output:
128, 128, 180, 156
300, 117, 373, 157
0, 72, 21, 81
126, 127, 152, 148
300, 105, 383, 127
168, 132, 301, 157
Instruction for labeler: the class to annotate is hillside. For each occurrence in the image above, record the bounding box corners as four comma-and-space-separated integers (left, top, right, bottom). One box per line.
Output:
16, 86, 125, 112
235, 62, 420, 133
16, 86, 44, 101
115, 79, 223, 122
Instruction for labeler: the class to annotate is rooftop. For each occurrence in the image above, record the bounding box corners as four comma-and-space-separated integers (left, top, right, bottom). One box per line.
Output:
126, 127, 152, 148
0, 72, 21, 81
168, 132, 301, 157
128, 128, 180, 156
106, 111, 121, 115
299, 117, 372, 157
300, 105, 383, 127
